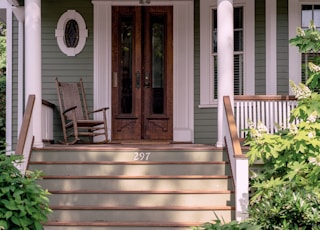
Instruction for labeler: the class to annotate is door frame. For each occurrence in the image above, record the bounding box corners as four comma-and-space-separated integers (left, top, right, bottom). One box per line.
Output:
92, 0, 194, 143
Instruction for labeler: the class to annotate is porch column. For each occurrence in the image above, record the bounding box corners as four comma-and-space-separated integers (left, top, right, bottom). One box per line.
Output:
216, 0, 234, 147
25, 0, 43, 147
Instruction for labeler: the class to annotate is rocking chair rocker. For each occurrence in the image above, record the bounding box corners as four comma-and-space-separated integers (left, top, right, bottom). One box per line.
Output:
56, 78, 109, 144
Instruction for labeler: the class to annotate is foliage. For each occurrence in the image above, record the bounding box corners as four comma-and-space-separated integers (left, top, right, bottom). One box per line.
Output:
289, 21, 320, 91
0, 152, 51, 230
244, 23, 320, 229
191, 213, 260, 230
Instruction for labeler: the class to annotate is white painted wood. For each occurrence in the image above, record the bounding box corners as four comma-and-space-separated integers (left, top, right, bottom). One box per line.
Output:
41, 104, 53, 141
173, 1, 194, 142
288, 0, 303, 92
234, 99, 298, 138
235, 157, 249, 221
92, 1, 112, 142
265, 0, 277, 94
92, 0, 194, 142
216, 0, 234, 147
25, 0, 43, 147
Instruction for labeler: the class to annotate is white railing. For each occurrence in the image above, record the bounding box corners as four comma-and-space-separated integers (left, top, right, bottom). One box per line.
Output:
234, 95, 297, 138
42, 99, 55, 143
223, 95, 298, 222
223, 96, 249, 222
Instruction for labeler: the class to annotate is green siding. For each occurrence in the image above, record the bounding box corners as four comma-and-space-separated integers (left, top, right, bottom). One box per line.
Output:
277, 0, 289, 95
255, 0, 266, 94
41, 0, 94, 142
194, 0, 218, 144
11, 17, 19, 149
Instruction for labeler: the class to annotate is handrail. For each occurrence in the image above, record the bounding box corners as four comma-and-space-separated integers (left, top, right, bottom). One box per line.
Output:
15, 95, 35, 174
223, 96, 249, 222
234, 95, 296, 101
224, 96, 243, 157
15, 94, 35, 155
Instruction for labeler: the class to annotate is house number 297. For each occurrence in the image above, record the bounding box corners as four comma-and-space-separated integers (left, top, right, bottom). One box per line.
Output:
134, 152, 151, 161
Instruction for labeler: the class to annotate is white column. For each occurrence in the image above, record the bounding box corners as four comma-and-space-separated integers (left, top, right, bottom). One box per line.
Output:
266, 0, 277, 94
216, 0, 234, 147
25, 0, 43, 147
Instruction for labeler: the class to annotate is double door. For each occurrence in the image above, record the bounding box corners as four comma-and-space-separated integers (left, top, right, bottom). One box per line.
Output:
112, 6, 173, 141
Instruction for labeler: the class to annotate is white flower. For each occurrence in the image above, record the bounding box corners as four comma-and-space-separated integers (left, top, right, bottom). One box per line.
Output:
309, 156, 320, 166
308, 62, 320, 73
290, 81, 312, 99
308, 131, 316, 139
296, 27, 305, 37
307, 111, 318, 123
289, 123, 298, 135
257, 121, 268, 133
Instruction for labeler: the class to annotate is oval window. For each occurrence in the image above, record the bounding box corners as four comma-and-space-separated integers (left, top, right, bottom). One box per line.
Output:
55, 10, 88, 56
65, 19, 79, 48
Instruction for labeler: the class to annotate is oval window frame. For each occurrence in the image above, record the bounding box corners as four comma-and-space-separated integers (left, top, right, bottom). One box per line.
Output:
55, 10, 88, 56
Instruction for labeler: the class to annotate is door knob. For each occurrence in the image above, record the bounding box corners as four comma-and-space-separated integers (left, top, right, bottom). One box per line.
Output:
144, 72, 150, 88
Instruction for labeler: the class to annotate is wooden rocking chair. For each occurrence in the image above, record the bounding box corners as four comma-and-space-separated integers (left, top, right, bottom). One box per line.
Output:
56, 78, 109, 144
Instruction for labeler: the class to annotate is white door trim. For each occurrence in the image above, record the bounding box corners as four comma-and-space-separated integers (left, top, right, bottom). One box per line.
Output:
92, 0, 194, 142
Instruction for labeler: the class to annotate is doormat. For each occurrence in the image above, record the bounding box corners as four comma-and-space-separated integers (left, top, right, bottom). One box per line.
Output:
121, 140, 171, 145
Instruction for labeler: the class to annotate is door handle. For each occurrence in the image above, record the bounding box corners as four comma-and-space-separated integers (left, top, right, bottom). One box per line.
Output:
136, 71, 141, 89
144, 72, 150, 88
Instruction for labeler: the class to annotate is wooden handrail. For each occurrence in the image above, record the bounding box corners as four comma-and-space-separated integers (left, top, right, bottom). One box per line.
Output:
223, 96, 243, 157
15, 95, 35, 155
235, 95, 296, 101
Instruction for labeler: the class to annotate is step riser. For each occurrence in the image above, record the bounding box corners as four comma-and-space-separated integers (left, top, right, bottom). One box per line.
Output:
48, 210, 233, 223
29, 164, 231, 176
39, 178, 233, 191
31, 150, 227, 162
49, 193, 234, 206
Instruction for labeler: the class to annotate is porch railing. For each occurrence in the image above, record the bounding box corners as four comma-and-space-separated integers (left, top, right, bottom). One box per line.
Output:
223, 96, 248, 222
224, 95, 298, 221
234, 95, 297, 138
15, 94, 35, 173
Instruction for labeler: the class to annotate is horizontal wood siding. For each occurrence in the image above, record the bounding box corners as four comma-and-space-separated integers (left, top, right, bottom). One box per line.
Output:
11, 17, 19, 149
41, 0, 94, 142
277, 0, 289, 95
255, 0, 266, 94
194, 0, 217, 144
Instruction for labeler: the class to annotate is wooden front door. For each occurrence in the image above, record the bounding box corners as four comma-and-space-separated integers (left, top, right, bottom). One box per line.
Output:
112, 6, 173, 141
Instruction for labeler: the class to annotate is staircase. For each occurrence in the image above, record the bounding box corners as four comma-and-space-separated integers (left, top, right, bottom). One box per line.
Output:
29, 144, 235, 230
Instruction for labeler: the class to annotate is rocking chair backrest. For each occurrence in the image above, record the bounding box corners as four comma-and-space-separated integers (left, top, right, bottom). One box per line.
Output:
56, 79, 89, 121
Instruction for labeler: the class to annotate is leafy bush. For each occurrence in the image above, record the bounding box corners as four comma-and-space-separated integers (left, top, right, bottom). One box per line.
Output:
191, 218, 260, 230
0, 153, 51, 230
244, 22, 320, 229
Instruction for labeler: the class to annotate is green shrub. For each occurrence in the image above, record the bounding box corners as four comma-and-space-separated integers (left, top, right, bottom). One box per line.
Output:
0, 152, 51, 230
243, 22, 320, 229
191, 213, 260, 230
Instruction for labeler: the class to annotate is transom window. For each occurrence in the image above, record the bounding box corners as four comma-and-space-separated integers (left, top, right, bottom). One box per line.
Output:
211, 7, 244, 100
301, 5, 320, 83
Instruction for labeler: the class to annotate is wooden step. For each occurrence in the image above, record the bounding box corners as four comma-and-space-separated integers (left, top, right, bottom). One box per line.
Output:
29, 161, 230, 176
30, 145, 234, 229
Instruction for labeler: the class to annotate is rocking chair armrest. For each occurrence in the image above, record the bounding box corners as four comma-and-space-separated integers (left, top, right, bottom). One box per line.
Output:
88, 107, 109, 114
63, 106, 77, 115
